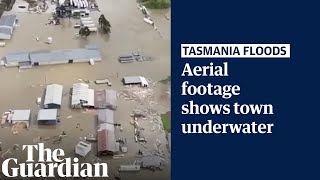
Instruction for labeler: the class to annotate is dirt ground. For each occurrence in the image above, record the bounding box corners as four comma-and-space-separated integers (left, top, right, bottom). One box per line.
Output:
0, 0, 170, 179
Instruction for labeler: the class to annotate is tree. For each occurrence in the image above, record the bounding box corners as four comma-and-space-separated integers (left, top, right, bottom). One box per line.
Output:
79, 26, 90, 37
98, 14, 111, 34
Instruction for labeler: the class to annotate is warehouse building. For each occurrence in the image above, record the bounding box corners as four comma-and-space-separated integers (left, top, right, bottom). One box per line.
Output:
37, 109, 58, 125
44, 84, 63, 109
0, 15, 17, 40
4, 46, 102, 68
71, 83, 94, 108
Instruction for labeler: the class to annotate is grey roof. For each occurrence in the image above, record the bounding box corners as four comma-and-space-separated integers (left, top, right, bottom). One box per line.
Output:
72, 83, 89, 106
5, 48, 102, 64
123, 76, 142, 84
0, 15, 16, 27
12, 110, 31, 121
0, 27, 11, 35
97, 109, 114, 124
44, 84, 63, 106
5, 52, 30, 63
29, 48, 102, 63
37, 109, 58, 121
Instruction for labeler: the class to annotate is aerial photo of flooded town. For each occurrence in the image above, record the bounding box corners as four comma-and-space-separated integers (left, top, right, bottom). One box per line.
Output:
0, 0, 171, 179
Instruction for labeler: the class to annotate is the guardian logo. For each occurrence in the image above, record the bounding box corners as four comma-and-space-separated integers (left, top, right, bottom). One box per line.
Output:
1, 143, 108, 178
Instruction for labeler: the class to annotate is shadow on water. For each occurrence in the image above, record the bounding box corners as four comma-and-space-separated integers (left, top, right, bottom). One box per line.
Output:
97, 28, 111, 42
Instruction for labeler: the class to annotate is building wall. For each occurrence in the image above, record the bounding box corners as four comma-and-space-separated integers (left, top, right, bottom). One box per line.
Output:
38, 120, 57, 125
73, 58, 90, 62
37, 60, 69, 65
44, 104, 61, 109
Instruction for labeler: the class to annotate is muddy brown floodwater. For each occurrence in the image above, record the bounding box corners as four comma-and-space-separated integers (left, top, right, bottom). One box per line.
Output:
0, 0, 171, 179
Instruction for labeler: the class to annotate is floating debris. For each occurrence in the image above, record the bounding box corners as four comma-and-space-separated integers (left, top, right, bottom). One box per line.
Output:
119, 86, 156, 105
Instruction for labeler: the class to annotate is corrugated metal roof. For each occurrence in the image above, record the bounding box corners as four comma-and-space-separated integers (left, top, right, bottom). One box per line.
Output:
29, 48, 102, 63
83, 89, 94, 107
11, 110, 31, 121
97, 125, 118, 152
94, 89, 117, 110
123, 76, 149, 87
97, 109, 114, 125
123, 76, 142, 84
5, 52, 30, 63
4, 48, 102, 64
0, 15, 16, 27
37, 109, 58, 121
72, 83, 89, 105
44, 84, 63, 106
0, 27, 12, 35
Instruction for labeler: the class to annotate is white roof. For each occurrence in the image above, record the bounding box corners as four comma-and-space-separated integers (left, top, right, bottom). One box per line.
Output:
123, 76, 149, 86
140, 77, 149, 86
12, 110, 31, 121
83, 89, 94, 107
37, 109, 58, 121
72, 83, 89, 105
44, 84, 63, 106
75, 141, 92, 157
